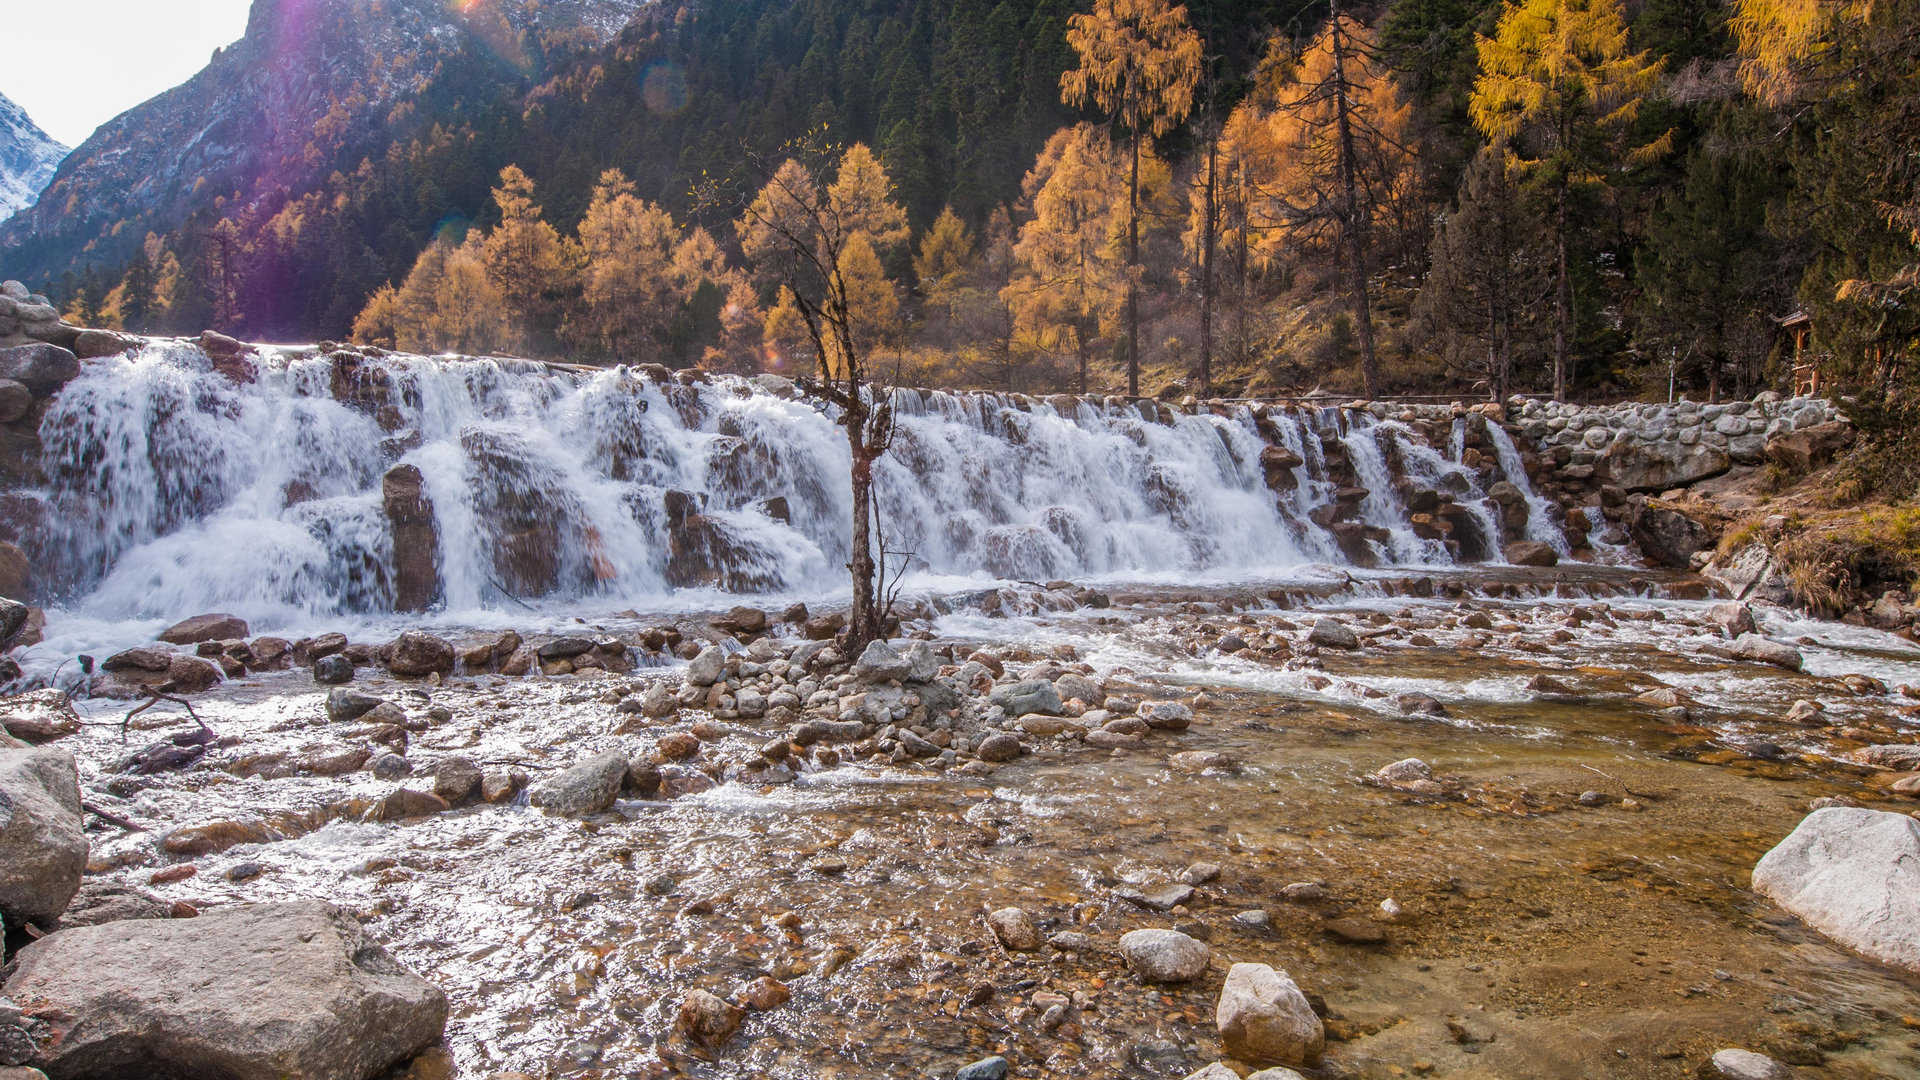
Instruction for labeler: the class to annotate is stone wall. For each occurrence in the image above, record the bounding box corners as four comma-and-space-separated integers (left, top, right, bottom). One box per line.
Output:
1514, 394, 1845, 493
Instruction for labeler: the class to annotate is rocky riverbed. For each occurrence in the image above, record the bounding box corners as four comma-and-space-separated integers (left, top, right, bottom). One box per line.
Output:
4, 566, 1919, 1080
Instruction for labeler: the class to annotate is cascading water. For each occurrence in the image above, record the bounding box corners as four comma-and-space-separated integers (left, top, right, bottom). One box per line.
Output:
14, 342, 1580, 630
1483, 420, 1572, 556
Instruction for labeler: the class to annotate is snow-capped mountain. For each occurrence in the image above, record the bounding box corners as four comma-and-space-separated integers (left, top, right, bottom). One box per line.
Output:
0, 92, 66, 224
0, 0, 644, 274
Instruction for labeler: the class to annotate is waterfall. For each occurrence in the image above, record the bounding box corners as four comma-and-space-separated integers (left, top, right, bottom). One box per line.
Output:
1483, 420, 1572, 557
13, 343, 1573, 626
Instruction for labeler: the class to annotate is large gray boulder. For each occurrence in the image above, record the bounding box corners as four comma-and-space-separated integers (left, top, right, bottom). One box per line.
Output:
528, 751, 629, 816
1752, 807, 1920, 974
1215, 962, 1325, 1067
0, 344, 79, 397
988, 679, 1063, 717
851, 639, 911, 683
1603, 439, 1730, 492
3, 901, 447, 1080
0, 744, 86, 927
1118, 928, 1211, 983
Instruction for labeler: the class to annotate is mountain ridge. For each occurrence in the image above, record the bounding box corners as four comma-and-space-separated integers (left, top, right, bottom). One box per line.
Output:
0, 91, 67, 225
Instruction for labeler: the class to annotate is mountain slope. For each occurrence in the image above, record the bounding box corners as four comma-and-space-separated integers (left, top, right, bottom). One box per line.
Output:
0, 0, 644, 281
0, 92, 66, 224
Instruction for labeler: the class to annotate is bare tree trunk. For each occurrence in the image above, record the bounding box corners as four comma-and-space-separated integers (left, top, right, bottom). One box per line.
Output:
1127, 126, 1142, 398
1553, 184, 1570, 402
1329, 3, 1380, 399
1199, 116, 1218, 399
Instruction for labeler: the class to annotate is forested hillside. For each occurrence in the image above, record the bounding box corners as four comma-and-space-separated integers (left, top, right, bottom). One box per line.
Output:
8, 0, 1917, 446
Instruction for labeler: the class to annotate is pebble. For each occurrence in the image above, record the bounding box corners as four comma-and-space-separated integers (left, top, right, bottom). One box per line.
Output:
987, 907, 1042, 951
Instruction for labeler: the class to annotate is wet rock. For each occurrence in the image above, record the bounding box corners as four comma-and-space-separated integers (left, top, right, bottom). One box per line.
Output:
852, 639, 911, 682
376, 788, 449, 821
313, 654, 354, 685
1117, 883, 1196, 911
1323, 918, 1388, 944
162, 819, 275, 857
1169, 750, 1237, 773
385, 632, 454, 677
0, 380, 29, 423
715, 606, 769, 637
976, 733, 1024, 763
0, 597, 28, 651
1118, 928, 1211, 983
158, 613, 250, 646
989, 680, 1062, 716
735, 975, 790, 1011
686, 646, 725, 687
987, 907, 1042, 951
0, 744, 86, 927
529, 752, 629, 816
1138, 700, 1193, 730
1374, 758, 1432, 784
1710, 1048, 1794, 1080
0, 690, 80, 743
1503, 541, 1559, 567
956, 1057, 1010, 1080
325, 689, 385, 724
1629, 502, 1717, 569
1709, 602, 1757, 638
1281, 882, 1328, 903
480, 769, 527, 804
674, 989, 743, 1050
1216, 962, 1324, 1068
536, 637, 594, 662
0, 344, 79, 396
56, 881, 172, 928
1307, 618, 1358, 650
1731, 633, 1803, 672
102, 646, 171, 674
1752, 807, 1920, 974
1, 900, 447, 1080
431, 756, 482, 805
371, 753, 412, 781
1393, 692, 1447, 717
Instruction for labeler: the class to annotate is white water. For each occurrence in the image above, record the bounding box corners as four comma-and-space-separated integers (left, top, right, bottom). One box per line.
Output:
1484, 420, 1572, 556
16, 343, 1572, 634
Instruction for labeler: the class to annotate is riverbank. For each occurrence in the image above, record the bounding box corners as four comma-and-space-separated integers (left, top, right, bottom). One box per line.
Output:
5, 570, 1919, 1079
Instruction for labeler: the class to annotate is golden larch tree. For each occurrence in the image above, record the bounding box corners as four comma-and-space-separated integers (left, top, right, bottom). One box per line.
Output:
1469, 0, 1668, 400
1061, 0, 1202, 396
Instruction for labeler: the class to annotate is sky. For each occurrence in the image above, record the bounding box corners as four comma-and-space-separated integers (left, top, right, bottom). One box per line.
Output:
2, 0, 254, 148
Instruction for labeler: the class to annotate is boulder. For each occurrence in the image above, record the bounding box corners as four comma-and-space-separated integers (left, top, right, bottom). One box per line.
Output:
158, 613, 249, 645
70, 329, 141, 360
1118, 928, 1211, 983
2, 901, 447, 1080
851, 639, 912, 683
685, 646, 725, 687
0, 744, 87, 927
0, 690, 81, 743
986, 907, 1042, 951
430, 756, 482, 805
1710, 1049, 1794, 1080
1503, 540, 1559, 567
0, 379, 29, 423
1751, 807, 1920, 974
1307, 617, 1359, 650
1602, 439, 1730, 493
975, 733, 1024, 763
384, 632, 454, 677
381, 466, 438, 614
1628, 502, 1717, 569
528, 751, 629, 816
1731, 633, 1804, 672
1764, 420, 1854, 474
1709, 601, 1757, 638
0, 544, 30, 601
989, 679, 1063, 716
324, 689, 386, 724
0, 345, 79, 396
313, 654, 354, 685
1215, 963, 1324, 1067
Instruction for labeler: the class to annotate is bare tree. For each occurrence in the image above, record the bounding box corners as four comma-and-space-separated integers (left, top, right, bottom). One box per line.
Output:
699, 129, 901, 652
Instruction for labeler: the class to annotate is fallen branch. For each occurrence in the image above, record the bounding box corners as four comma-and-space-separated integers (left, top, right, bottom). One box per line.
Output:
83, 800, 146, 832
